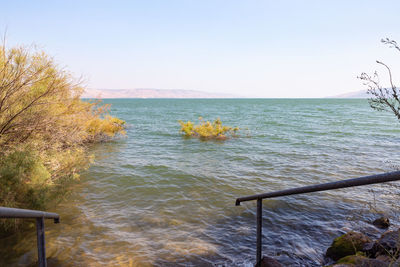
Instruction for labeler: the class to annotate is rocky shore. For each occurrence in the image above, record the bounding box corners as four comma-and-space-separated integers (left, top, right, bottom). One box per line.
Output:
261, 216, 400, 267
323, 216, 399, 267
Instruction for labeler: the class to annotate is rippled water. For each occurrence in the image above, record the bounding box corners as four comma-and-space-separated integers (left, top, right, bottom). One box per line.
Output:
2, 99, 400, 266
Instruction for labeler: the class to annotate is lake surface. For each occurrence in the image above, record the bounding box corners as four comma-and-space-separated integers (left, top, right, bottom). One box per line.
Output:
2, 99, 400, 266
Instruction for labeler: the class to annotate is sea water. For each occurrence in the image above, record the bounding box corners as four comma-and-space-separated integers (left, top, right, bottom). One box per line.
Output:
2, 99, 400, 266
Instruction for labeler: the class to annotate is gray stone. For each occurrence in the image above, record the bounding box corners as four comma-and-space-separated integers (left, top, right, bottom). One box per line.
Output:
373, 217, 390, 229
375, 229, 400, 257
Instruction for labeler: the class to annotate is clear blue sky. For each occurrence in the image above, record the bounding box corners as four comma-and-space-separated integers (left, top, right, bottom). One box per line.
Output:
2, 0, 400, 97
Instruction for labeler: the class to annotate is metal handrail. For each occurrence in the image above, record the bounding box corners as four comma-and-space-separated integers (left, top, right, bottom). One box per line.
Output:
0, 207, 60, 267
235, 171, 400, 266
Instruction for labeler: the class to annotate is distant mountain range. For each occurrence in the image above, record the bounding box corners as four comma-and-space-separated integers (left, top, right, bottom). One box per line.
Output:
81, 88, 371, 99
326, 90, 369, 98
81, 88, 238, 98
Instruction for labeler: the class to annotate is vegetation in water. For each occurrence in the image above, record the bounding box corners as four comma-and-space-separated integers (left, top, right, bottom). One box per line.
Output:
0, 44, 125, 233
179, 117, 239, 140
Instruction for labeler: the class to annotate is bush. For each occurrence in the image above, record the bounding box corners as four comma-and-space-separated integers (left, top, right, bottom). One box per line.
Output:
85, 114, 126, 142
179, 117, 238, 140
0, 44, 125, 233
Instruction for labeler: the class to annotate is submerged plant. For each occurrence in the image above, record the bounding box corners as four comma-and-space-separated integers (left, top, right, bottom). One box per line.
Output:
179, 117, 239, 140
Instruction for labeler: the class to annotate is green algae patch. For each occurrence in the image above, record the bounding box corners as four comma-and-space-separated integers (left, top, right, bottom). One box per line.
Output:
326, 232, 371, 261
337, 253, 367, 265
334, 254, 389, 267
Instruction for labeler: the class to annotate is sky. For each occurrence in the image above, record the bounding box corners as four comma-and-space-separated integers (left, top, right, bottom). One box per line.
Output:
2, 0, 400, 97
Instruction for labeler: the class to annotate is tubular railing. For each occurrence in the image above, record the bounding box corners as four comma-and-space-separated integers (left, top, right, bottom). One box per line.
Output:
235, 171, 400, 266
0, 207, 60, 267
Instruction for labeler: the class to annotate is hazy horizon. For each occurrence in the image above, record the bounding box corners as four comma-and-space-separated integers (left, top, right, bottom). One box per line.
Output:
82, 87, 369, 98
3, 1, 400, 97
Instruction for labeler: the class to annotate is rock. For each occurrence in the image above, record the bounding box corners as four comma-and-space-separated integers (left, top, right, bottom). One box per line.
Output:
326, 232, 372, 261
375, 255, 392, 263
363, 242, 378, 257
334, 254, 389, 266
374, 229, 400, 258
259, 256, 283, 267
391, 257, 400, 267
373, 217, 390, 229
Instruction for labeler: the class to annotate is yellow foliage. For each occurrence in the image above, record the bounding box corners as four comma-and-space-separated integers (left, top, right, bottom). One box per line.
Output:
85, 115, 126, 141
0, 43, 126, 233
179, 117, 239, 140
0, 45, 126, 150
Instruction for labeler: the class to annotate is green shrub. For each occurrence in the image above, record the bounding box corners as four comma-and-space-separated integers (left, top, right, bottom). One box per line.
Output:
0, 148, 51, 232
0, 148, 49, 208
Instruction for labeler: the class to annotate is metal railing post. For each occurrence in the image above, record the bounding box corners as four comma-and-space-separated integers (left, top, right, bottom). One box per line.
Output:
36, 217, 47, 267
0, 207, 59, 267
256, 198, 262, 266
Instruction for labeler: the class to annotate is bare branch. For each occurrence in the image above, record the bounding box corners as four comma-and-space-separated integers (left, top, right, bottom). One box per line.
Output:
381, 38, 400, 52
359, 38, 400, 121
